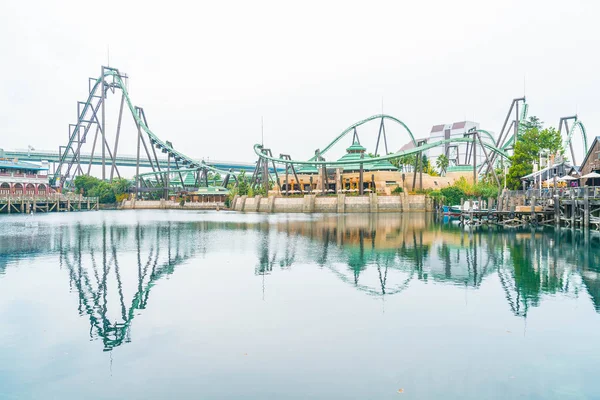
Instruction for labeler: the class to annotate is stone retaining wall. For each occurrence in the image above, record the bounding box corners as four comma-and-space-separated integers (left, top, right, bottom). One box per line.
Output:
121, 199, 224, 210
231, 194, 431, 213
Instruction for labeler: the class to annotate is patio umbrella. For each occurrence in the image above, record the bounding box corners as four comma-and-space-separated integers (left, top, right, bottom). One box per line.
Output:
580, 172, 600, 179
558, 175, 578, 181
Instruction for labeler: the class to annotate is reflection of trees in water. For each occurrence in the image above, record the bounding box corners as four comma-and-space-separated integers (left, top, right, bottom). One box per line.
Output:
494, 229, 600, 317
258, 215, 600, 317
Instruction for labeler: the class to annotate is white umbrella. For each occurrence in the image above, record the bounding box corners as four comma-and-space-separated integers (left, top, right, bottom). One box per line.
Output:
558, 175, 578, 181
580, 172, 600, 179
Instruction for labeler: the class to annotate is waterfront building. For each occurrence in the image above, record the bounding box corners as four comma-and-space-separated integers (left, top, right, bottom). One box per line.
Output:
278, 139, 459, 193
520, 160, 575, 188
0, 158, 51, 196
579, 136, 600, 186
427, 121, 495, 169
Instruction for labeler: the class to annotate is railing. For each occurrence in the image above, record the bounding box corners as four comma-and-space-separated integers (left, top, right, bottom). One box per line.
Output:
504, 187, 600, 200
0, 193, 98, 202
0, 173, 47, 178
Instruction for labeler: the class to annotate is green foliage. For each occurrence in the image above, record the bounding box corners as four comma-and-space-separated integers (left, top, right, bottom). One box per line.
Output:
522, 116, 543, 130
74, 175, 101, 196
237, 171, 250, 196
391, 186, 404, 195
253, 185, 266, 196
506, 122, 564, 190
111, 178, 131, 196
436, 155, 449, 175
226, 187, 238, 208
435, 176, 499, 205
389, 153, 416, 172
90, 181, 116, 204
414, 188, 433, 195
439, 185, 464, 206
429, 189, 444, 201
73, 175, 132, 204
115, 193, 128, 203
423, 159, 439, 176
475, 182, 499, 199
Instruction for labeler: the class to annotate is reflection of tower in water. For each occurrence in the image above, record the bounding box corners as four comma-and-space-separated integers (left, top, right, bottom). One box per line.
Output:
60, 222, 200, 351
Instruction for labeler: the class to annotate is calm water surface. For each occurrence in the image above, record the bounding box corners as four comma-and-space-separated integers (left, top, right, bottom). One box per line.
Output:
1, 211, 600, 399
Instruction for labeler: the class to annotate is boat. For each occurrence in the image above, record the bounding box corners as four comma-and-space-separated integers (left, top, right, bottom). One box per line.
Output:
444, 201, 484, 216
443, 205, 462, 217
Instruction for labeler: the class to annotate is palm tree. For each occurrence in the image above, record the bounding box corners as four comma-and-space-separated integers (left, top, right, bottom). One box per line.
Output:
436, 155, 449, 176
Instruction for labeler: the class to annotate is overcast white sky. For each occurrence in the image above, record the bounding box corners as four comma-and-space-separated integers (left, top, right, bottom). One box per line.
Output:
1, 0, 598, 165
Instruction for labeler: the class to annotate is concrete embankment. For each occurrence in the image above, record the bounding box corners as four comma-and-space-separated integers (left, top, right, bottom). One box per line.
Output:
120, 199, 224, 210
231, 193, 432, 213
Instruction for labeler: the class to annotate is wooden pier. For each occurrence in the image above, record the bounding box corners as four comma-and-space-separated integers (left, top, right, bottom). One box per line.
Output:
456, 187, 600, 230
0, 194, 99, 214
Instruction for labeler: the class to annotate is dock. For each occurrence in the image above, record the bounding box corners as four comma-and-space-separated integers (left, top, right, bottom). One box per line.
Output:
0, 193, 98, 214
456, 187, 600, 229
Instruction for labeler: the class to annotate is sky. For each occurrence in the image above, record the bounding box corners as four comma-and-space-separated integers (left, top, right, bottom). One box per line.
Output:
1, 0, 598, 167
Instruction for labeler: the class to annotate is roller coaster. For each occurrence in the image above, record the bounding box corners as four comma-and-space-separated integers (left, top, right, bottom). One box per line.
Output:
50, 66, 589, 196
251, 96, 589, 193
52, 66, 241, 196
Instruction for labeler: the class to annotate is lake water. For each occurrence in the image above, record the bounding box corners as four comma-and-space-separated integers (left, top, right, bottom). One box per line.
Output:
1, 210, 600, 399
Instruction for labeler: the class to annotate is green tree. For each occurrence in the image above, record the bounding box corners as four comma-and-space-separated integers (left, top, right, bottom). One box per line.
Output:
522, 116, 543, 131
439, 185, 464, 206
436, 155, 449, 175
90, 181, 116, 203
110, 178, 131, 195
420, 154, 428, 173
506, 126, 563, 190
403, 154, 417, 171
237, 170, 249, 196
74, 175, 102, 196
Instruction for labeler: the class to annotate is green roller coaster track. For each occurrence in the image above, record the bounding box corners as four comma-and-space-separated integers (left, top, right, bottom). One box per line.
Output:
261, 113, 513, 175
309, 114, 417, 161
267, 102, 586, 177
566, 118, 588, 158
54, 68, 239, 188
255, 136, 511, 167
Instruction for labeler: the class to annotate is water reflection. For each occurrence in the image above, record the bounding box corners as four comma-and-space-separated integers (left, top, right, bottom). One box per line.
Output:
1, 212, 600, 352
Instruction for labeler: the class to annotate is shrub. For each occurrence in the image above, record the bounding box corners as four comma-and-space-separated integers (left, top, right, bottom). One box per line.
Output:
90, 181, 116, 204
115, 193, 128, 203
440, 185, 465, 206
